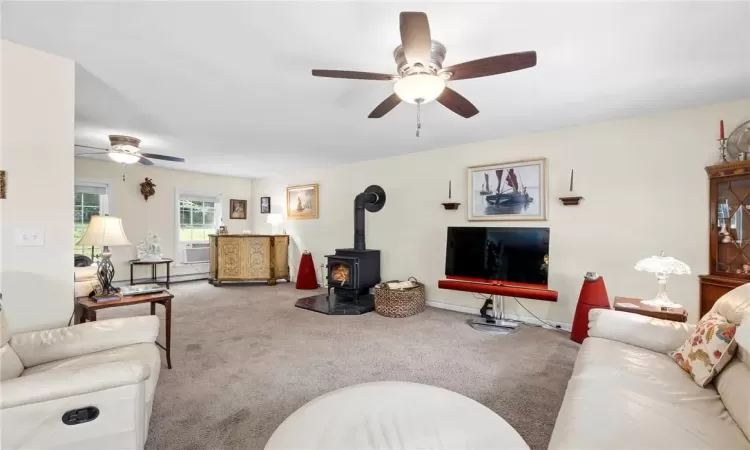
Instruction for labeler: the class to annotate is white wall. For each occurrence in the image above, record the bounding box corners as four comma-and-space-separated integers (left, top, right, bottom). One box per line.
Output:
252, 99, 750, 324
75, 158, 253, 281
1, 41, 75, 332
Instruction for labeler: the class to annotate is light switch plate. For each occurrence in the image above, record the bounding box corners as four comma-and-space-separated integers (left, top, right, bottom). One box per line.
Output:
16, 228, 44, 246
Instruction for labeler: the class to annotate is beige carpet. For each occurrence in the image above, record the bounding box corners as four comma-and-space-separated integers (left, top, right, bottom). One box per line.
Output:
100, 281, 579, 450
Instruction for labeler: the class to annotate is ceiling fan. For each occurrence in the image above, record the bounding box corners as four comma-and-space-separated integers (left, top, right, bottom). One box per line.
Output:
312, 11, 537, 132
75, 135, 186, 166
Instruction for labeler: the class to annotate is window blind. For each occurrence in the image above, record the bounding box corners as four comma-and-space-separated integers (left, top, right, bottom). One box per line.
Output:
75, 184, 107, 195
179, 193, 219, 204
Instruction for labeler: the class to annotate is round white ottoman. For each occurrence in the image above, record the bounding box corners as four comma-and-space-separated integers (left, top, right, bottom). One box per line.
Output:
265, 381, 529, 450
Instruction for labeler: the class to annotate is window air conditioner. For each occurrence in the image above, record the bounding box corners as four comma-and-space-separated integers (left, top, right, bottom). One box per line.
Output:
183, 242, 210, 264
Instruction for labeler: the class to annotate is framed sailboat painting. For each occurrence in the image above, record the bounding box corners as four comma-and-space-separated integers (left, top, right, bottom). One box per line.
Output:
468, 158, 548, 221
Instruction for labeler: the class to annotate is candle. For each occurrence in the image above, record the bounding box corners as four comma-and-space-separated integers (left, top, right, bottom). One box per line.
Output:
448, 181, 452, 199
720, 120, 725, 140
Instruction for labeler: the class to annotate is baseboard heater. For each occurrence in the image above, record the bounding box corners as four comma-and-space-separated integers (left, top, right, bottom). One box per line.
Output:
115, 273, 209, 285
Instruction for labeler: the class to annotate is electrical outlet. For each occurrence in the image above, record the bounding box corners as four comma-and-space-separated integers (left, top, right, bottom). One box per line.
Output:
16, 228, 44, 246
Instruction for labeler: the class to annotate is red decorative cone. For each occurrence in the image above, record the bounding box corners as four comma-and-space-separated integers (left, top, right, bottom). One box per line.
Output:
570, 273, 611, 344
296, 252, 318, 290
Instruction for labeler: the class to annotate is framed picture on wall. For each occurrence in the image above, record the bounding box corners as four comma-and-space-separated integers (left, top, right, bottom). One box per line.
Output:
260, 197, 271, 214
229, 199, 247, 220
468, 158, 547, 221
286, 184, 319, 220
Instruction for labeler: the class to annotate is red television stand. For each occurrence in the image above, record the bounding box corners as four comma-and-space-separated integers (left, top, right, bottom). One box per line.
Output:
438, 277, 558, 334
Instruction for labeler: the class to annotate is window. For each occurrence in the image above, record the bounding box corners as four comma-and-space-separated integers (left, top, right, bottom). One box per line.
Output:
74, 183, 109, 257
178, 193, 220, 243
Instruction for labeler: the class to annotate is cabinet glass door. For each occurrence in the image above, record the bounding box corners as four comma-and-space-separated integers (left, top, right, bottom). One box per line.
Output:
716, 178, 750, 276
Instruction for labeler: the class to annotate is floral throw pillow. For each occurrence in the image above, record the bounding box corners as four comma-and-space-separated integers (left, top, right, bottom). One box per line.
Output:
670, 312, 738, 387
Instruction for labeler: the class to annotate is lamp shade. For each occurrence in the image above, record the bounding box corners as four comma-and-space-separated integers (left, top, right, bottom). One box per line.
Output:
76, 215, 132, 247
634, 253, 691, 275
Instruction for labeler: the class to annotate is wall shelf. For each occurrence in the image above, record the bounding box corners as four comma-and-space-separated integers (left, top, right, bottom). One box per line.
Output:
559, 196, 583, 206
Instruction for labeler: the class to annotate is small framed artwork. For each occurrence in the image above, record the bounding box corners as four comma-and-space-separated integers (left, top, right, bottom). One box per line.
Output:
229, 199, 247, 220
286, 183, 319, 220
260, 196, 271, 214
468, 158, 547, 221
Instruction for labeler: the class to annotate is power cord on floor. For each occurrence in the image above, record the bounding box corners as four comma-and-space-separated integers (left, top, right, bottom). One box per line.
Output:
472, 292, 565, 332
512, 297, 566, 333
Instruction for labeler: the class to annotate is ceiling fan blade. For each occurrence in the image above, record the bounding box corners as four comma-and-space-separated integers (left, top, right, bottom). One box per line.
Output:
399, 12, 431, 66
140, 153, 185, 163
444, 51, 537, 81
74, 144, 108, 151
137, 156, 154, 166
368, 93, 402, 118
437, 88, 479, 118
312, 70, 395, 81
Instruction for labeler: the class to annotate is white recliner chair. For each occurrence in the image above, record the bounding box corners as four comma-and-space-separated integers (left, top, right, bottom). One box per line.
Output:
0, 309, 162, 450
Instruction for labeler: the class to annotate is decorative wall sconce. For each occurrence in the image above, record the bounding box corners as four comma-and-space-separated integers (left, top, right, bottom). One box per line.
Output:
139, 177, 156, 201
559, 169, 583, 206
441, 181, 461, 210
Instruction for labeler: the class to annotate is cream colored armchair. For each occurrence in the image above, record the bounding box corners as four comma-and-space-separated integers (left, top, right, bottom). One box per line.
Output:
0, 310, 161, 450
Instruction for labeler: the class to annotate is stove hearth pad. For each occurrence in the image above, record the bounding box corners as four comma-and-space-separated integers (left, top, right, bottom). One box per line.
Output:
295, 293, 375, 315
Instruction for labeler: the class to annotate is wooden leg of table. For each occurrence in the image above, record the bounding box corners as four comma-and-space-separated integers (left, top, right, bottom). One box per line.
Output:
150, 302, 156, 316
76, 304, 86, 324
164, 299, 172, 369
88, 309, 97, 322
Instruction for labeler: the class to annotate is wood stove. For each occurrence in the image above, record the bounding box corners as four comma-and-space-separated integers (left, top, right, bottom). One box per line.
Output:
296, 185, 386, 315
325, 249, 381, 301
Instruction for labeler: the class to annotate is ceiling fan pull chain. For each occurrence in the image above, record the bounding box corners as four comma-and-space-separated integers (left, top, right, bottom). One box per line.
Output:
416, 100, 422, 138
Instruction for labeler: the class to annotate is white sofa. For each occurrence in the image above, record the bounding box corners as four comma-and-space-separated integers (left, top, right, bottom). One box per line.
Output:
0, 310, 162, 450
549, 285, 750, 449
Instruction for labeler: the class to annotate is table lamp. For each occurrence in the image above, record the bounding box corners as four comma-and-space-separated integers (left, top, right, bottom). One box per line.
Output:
267, 213, 283, 235
76, 215, 132, 297
634, 251, 691, 308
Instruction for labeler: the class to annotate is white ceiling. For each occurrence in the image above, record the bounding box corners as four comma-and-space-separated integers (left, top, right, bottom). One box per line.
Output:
3, 2, 749, 178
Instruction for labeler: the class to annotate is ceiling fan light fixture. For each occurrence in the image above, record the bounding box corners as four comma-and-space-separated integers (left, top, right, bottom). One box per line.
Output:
111, 143, 139, 153
107, 134, 141, 164
108, 152, 140, 165
393, 73, 445, 104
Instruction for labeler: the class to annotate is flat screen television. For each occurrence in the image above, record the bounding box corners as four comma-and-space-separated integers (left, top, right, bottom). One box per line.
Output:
445, 227, 550, 286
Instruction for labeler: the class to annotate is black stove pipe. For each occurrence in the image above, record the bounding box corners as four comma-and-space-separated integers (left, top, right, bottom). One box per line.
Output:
354, 191, 378, 251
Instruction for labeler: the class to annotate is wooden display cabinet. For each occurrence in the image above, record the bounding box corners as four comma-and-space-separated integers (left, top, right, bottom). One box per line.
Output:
701, 161, 750, 315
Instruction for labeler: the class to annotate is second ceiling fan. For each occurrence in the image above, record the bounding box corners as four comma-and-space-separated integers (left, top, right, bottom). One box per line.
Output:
312, 11, 537, 124
75, 135, 185, 165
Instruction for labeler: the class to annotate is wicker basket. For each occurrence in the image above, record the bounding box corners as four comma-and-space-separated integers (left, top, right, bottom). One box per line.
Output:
374, 277, 426, 318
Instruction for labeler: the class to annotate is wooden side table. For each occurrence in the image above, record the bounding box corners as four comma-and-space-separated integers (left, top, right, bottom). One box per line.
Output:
75, 291, 174, 369
129, 258, 173, 289
613, 296, 688, 322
